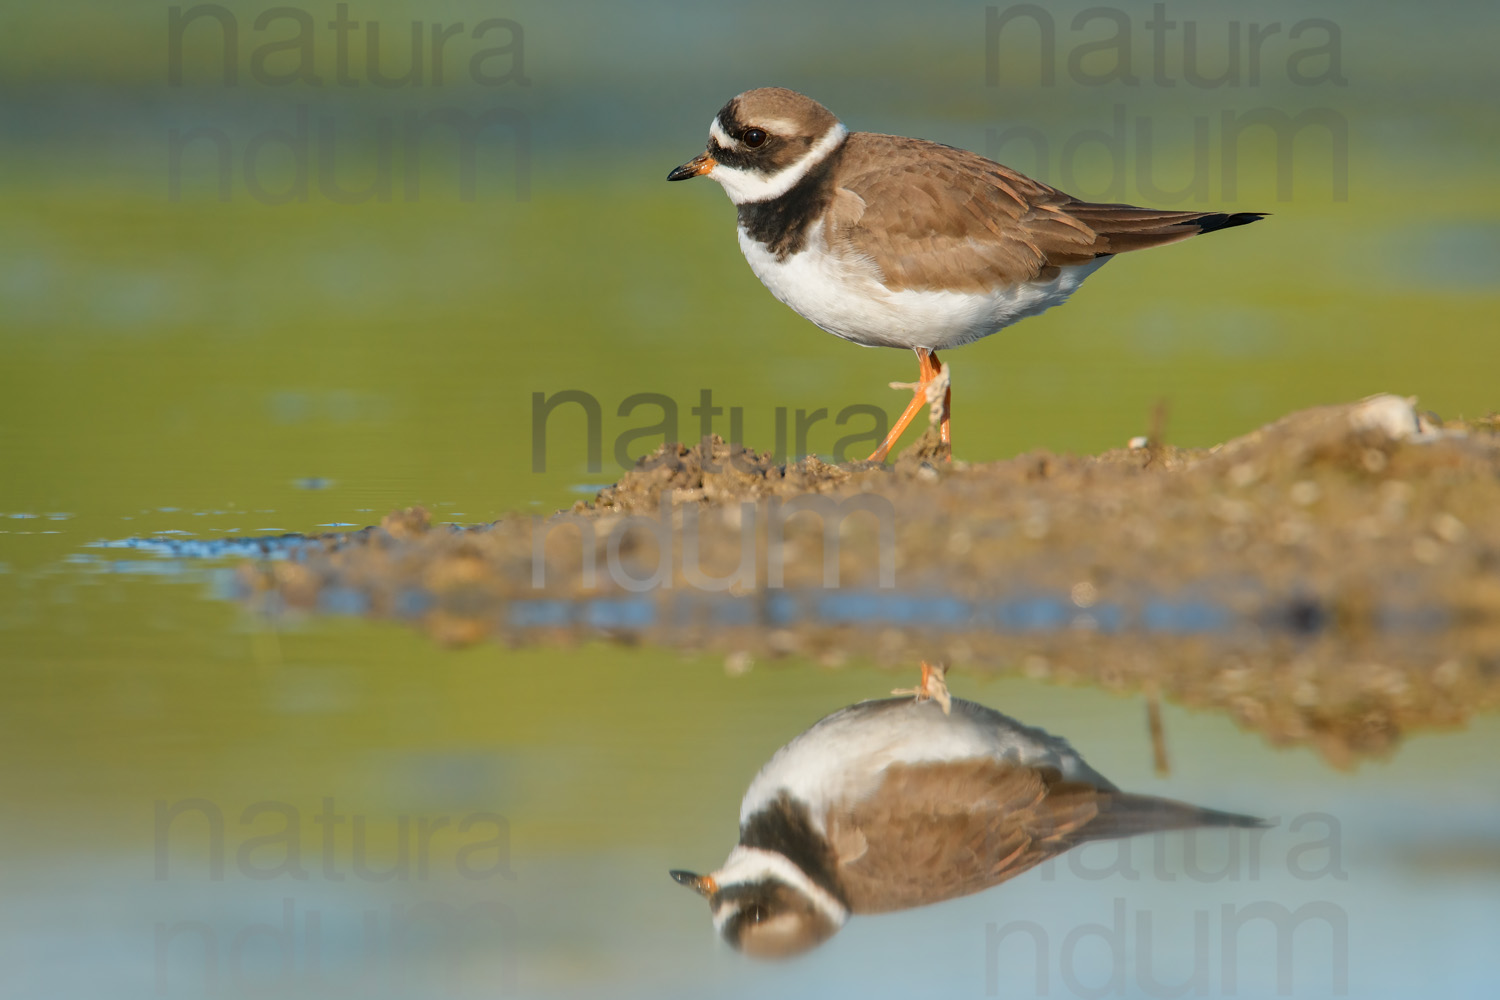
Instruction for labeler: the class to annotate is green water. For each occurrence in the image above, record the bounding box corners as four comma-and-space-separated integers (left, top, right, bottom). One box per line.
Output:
3, 1, 1499, 997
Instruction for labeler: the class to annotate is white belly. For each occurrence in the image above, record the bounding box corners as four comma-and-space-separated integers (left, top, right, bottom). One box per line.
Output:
737, 222, 1109, 351
739, 698, 1110, 830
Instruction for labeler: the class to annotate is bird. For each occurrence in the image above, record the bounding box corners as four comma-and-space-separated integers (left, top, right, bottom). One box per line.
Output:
669, 671, 1265, 959
667, 87, 1265, 462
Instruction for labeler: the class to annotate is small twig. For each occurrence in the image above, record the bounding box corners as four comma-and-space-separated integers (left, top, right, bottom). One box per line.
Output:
1145, 684, 1170, 776
1145, 398, 1171, 468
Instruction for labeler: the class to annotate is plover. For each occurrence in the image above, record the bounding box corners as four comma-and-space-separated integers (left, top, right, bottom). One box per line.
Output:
671, 683, 1263, 958
668, 87, 1264, 461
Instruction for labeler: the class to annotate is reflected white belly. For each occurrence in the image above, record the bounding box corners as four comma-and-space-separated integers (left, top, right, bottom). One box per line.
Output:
737, 222, 1109, 351
739, 698, 1105, 831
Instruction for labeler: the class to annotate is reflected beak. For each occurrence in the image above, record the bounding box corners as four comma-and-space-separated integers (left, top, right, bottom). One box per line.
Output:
669, 869, 719, 896
667, 152, 716, 181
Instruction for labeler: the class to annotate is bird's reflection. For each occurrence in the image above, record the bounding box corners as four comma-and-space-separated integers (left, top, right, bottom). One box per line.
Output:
671, 667, 1264, 959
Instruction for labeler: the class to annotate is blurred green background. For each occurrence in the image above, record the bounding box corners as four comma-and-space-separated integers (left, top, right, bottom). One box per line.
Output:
2, 1, 1498, 997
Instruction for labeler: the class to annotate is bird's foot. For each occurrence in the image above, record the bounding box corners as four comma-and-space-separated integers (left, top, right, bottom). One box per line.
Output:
889, 363, 949, 428
868, 348, 950, 463
892, 661, 952, 714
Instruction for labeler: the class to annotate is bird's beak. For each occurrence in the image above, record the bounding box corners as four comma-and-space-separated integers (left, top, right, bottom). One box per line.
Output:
669, 869, 719, 896
666, 152, 716, 182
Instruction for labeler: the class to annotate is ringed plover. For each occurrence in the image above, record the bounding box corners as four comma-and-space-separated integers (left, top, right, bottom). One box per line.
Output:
670, 680, 1264, 958
668, 88, 1265, 461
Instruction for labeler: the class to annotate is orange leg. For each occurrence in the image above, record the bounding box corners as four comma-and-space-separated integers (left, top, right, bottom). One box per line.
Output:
866, 348, 952, 462
892, 661, 952, 714
867, 379, 929, 463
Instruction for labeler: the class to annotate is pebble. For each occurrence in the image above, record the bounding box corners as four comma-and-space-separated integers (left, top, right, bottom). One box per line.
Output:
724, 650, 754, 676
1228, 462, 1260, 488
1431, 513, 1467, 543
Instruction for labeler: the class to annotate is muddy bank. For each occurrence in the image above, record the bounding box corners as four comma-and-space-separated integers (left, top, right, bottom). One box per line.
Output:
234, 395, 1500, 766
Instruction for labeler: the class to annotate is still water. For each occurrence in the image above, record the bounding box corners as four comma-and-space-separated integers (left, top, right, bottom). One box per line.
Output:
4, 493, 1499, 998
5, 0, 1500, 996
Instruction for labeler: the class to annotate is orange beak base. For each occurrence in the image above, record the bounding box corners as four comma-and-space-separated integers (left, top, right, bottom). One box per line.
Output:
666, 153, 716, 181
669, 869, 720, 896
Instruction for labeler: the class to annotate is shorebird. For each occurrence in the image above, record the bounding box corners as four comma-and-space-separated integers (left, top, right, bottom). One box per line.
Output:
670, 670, 1264, 958
668, 87, 1264, 461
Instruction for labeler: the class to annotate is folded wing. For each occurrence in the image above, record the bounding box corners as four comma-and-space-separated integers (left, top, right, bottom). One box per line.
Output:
828, 133, 1264, 294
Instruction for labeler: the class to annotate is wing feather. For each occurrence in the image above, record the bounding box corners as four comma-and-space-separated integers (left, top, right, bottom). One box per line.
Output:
827, 760, 1101, 913
826, 756, 1265, 914
829, 133, 1262, 293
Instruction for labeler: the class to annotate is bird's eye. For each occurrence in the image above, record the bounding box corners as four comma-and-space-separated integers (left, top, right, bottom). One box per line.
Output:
742, 128, 768, 148
746, 905, 767, 924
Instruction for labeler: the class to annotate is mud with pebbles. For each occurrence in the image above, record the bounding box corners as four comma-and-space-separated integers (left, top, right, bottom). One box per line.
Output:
234, 395, 1500, 767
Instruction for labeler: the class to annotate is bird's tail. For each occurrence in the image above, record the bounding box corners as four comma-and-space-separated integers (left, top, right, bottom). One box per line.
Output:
1063, 203, 1268, 256
1072, 792, 1267, 844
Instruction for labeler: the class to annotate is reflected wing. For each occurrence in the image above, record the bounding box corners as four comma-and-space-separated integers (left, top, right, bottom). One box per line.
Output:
826, 759, 1101, 913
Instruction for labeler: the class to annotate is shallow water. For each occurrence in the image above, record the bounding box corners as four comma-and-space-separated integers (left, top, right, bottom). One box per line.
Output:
5, 0, 1500, 996
6, 591, 1500, 998
60, 528, 1463, 642
6, 468, 1500, 998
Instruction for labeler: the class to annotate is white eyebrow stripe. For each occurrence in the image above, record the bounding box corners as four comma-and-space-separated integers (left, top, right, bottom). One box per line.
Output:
710, 116, 799, 147
755, 117, 800, 134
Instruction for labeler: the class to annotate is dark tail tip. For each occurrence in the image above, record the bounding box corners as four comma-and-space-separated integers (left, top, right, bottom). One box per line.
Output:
1081, 793, 1270, 843
1199, 806, 1271, 829
1186, 211, 1268, 235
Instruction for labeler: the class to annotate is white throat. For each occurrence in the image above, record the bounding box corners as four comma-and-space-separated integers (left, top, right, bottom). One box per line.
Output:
708, 122, 848, 205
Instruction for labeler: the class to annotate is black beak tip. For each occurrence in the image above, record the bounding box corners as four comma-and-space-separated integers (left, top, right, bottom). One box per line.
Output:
666, 164, 696, 182
668, 869, 699, 886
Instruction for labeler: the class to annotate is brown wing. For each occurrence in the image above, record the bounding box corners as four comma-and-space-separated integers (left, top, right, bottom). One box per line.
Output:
825, 759, 1102, 914
827, 132, 1262, 293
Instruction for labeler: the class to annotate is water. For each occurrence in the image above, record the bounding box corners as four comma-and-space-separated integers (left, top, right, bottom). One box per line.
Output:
60, 528, 1452, 639
6, 493, 1500, 997
4, 1, 1500, 997
5, 621, 1498, 998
